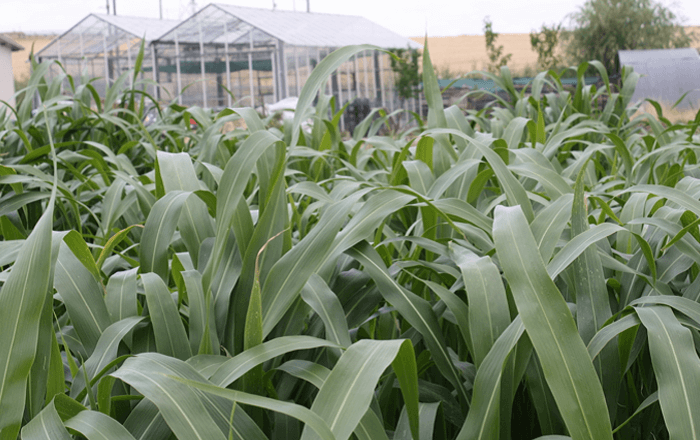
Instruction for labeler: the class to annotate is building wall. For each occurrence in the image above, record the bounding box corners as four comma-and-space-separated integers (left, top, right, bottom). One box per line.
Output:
0, 44, 16, 108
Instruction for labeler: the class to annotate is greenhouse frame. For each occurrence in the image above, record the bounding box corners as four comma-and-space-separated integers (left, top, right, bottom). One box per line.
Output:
35, 14, 180, 98
151, 4, 422, 117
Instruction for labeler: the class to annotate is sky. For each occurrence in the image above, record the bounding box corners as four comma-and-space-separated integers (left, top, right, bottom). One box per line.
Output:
3, 0, 700, 37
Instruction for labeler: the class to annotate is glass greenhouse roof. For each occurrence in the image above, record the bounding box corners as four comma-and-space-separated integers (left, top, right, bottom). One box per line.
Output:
37, 14, 180, 58
155, 3, 421, 49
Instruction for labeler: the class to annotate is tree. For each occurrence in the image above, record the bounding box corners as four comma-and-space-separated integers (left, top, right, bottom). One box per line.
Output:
388, 48, 421, 101
565, 0, 693, 75
483, 18, 512, 73
530, 23, 563, 71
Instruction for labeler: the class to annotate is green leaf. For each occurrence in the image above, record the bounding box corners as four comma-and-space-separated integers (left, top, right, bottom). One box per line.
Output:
292, 45, 378, 147
203, 131, 282, 291
54, 393, 88, 422
121, 399, 171, 440
301, 339, 419, 440
394, 402, 440, 440
546, 223, 623, 279
346, 241, 469, 406
157, 151, 214, 264
0, 184, 54, 438
531, 194, 573, 262
415, 136, 434, 172
635, 306, 700, 440
182, 270, 218, 356
210, 336, 340, 387
300, 274, 352, 348
449, 244, 510, 368
112, 354, 228, 440
69, 316, 145, 399
537, 104, 546, 144
261, 194, 359, 336
63, 230, 102, 282
457, 317, 525, 440
141, 273, 192, 361
467, 168, 494, 204
571, 164, 619, 419
64, 410, 137, 440
27, 230, 64, 419
54, 241, 112, 354
140, 191, 192, 280
171, 374, 336, 440
276, 360, 392, 440
243, 239, 265, 396
20, 399, 72, 440
493, 205, 613, 440
104, 268, 139, 323
429, 130, 535, 222
96, 225, 143, 272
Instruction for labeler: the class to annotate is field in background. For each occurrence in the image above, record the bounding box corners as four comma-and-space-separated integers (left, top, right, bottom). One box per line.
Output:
412, 25, 700, 78
410, 33, 549, 76
7, 32, 55, 85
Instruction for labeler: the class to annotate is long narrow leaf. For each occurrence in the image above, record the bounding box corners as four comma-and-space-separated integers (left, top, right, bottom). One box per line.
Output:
493, 205, 613, 440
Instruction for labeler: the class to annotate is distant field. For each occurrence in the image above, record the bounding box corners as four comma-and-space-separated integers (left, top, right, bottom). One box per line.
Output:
410, 33, 545, 76
7, 32, 55, 83
412, 25, 700, 77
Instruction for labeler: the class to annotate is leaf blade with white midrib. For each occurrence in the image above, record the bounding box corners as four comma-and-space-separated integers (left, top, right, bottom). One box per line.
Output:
456, 317, 525, 440
261, 194, 360, 336
64, 410, 137, 440
493, 205, 613, 440
54, 241, 113, 355
0, 150, 55, 439
635, 306, 700, 440
20, 399, 72, 440
300, 339, 418, 440
69, 316, 145, 398
346, 241, 469, 407
571, 165, 619, 419
139, 190, 191, 280
111, 354, 227, 440
300, 274, 352, 348
141, 273, 192, 361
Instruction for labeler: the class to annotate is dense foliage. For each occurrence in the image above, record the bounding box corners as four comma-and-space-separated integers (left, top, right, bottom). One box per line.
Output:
388, 47, 421, 101
530, 23, 563, 71
565, 0, 693, 74
2, 41, 700, 440
483, 18, 513, 74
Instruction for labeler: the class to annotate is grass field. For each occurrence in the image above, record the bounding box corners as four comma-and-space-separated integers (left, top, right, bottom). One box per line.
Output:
2, 41, 700, 440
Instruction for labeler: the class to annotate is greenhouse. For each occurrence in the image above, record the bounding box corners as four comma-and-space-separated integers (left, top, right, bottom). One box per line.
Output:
151, 4, 421, 118
618, 48, 700, 110
35, 14, 180, 98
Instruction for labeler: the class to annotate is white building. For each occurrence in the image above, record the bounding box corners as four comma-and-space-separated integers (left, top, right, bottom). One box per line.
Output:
0, 34, 24, 109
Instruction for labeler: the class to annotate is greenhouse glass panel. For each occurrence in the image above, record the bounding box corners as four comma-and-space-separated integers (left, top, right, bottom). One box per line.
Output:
152, 3, 420, 112
36, 14, 179, 99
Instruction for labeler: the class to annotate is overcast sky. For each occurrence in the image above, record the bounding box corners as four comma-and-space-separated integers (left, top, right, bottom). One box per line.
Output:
3, 0, 700, 37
